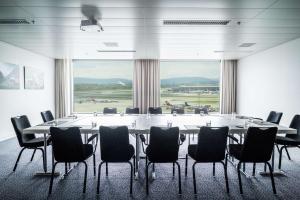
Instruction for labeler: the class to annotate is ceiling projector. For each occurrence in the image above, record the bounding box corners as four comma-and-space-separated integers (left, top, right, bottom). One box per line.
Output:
80, 19, 104, 32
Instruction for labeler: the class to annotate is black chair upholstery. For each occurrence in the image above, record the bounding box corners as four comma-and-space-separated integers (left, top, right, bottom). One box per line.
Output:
148, 107, 162, 114
41, 110, 54, 122
103, 107, 117, 114
186, 126, 229, 194
194, 107, 208, 115
145, 126, 181, 195
126, 107, 139, 114
11, 115, 50, 172
97, 126, 135, 195
229, 127, 278, 194
171, 107, 184, 114
266, 111, 283, 124
49, 127, 94, 195
276, 115, 300, 169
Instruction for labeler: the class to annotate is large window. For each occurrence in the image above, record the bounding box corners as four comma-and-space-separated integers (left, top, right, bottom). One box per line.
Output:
160, 61, 220, 113
73, 60, 133, 113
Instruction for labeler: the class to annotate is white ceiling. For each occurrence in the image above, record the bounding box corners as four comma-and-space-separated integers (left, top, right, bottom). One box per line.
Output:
0, 0, 300, 59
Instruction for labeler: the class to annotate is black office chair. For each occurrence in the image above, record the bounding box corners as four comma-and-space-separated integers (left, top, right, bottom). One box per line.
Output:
185, 126, 229, 194
275, 115, 300, 169
148, 107, 162, 114
194, 107, 208, 115
266, 111, 283, 124
145, 126, 181, 195
229, 127, 278, 194
126, 107, 139, 114
171, 107, 184, 114
48, 127, 95, 195
11, 115, 51, 171
41, 110, 54, 122
97, 126, 135, 195
103, 107, 117, 114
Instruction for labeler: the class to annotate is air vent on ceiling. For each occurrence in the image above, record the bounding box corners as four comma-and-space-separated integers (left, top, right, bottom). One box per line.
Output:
163, 19, 231, 25
103, 42, 119, 47
239, 43, 256, 47
97, 50, 136, 53
0, 19, 31, 24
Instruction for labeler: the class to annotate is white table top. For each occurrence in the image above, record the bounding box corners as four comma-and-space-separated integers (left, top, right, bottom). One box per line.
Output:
23, 114, 297, 135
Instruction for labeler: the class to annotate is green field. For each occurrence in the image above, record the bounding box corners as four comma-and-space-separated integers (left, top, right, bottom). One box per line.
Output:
74, 86, 219, 113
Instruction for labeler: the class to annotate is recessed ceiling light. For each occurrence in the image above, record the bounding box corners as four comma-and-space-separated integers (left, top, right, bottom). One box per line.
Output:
103, 42, 119, 47
163, 19, 231, 26
239, 43, 256, 47
97, 50, 136, 53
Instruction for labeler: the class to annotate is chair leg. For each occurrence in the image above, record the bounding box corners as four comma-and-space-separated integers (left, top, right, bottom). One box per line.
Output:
185, 154, 188, 177
221, 158, 229, 193
276, 144, 280, 154
13, 147, 26, 172
146, 162, 152, 195
278, 146, 284, 170
192, 162, 197, 194
252, 163, 256, 176
106, 162, 108, 176
133, 156, 136, 175
82, 161, 88, 193
152, 163, 155, 172
175, 161, 182, 195
213, 162, 215, 176
265, 162, 277, 194
284, 146, 291, 160
30, 149, 36, 162
93, 154, 96, 176
48, 162, 58, 195
264, 163, 267, 172
97, 162, 104, 194
65, 162, 68, 174
237, 162, 243, 194
128, 162, 133, 194
173, 162, 175, 177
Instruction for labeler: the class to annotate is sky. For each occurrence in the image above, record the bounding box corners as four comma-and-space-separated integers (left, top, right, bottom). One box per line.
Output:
73, 60, 220, 80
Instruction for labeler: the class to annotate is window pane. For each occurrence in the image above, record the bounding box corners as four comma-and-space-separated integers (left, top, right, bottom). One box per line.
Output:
73, 60, 133, 113
160, 61, 220, 113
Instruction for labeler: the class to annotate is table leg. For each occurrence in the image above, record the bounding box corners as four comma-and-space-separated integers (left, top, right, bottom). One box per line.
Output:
135, 133, 140, 179
259, 145, 286, 177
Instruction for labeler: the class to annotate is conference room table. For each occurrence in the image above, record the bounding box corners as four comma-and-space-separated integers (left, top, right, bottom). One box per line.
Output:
23, 113, 297, 177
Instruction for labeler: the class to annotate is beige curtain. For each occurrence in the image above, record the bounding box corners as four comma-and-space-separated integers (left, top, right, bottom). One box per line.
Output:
55, 59, 73, 118
133, 60, 160, 114
220, 60, 237, 114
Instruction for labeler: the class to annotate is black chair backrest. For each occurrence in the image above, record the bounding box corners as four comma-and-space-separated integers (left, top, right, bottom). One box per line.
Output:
99, 126, 131, 162
41, 110, 54, 122
126, 107, 139, 114
11, 115, 35, 147
147, 126, 179, 162
241, 127, 278, 162
50, 127, 84, 162
266, 111, 283, 124
286, 115, 300, 139
103, 107, 117, 114
195, 126, 229, 161
171, 107, 184, 114
194, 107, 208, 114
148, 107, 162, 114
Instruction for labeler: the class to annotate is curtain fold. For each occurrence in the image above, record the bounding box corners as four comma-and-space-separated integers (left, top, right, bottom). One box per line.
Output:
55, 59, 73, 118
133, 60, 160, 114
220, 60, 237, 114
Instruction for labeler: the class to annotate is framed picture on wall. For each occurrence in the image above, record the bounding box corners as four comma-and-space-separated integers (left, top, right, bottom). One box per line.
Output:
0, 61, 20, 89
24, 66, 44, 89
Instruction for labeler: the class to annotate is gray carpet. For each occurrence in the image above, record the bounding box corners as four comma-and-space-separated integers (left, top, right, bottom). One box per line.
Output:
0, 137, 300, 200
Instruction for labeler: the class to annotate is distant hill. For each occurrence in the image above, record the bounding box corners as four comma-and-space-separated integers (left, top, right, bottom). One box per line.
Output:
74, 77, 132, 86
74, 77, 218, 86
161, 77, 218, 86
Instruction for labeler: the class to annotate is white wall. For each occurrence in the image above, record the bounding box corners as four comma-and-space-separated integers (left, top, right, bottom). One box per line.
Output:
237, 38, 300, 126
0, 41, 55, 141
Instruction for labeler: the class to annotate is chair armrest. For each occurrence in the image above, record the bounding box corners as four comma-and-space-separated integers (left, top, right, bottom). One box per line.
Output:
227, 135, 239, 143
179, 133, 186, 145
87, 133, 98, 143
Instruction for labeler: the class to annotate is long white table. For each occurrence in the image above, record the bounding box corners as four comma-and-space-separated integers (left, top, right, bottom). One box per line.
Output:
23, 114, 297, 176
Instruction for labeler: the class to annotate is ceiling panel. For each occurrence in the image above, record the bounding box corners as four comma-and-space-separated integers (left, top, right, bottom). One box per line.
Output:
0, 0, 299, 59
